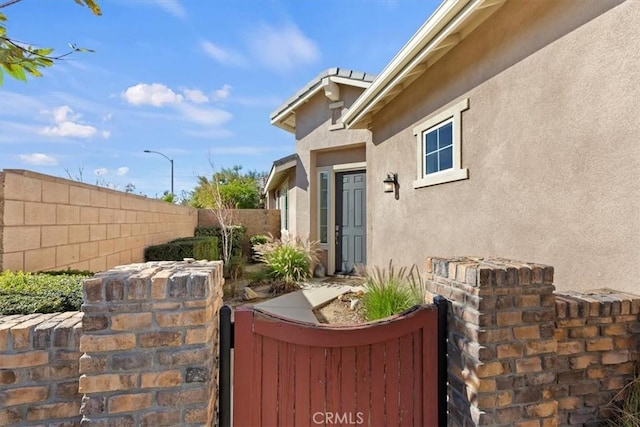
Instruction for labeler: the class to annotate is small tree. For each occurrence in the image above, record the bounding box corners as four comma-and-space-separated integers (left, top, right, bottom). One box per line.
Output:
188, 165, 265, 209
209, 180, 237, 271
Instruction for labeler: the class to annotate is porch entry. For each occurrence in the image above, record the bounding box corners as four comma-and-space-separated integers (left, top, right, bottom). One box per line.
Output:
335, 170, 366, 274
219, 298, 448, 426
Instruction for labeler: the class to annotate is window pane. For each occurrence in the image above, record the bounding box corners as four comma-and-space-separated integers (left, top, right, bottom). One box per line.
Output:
425, 131, 438, 154
439, 147, 453, 171
439, 122, 453, 149
319, 172, 329, 243
426, 153, 438, 174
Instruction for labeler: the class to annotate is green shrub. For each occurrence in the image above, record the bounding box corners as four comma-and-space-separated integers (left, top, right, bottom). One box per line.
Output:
144, 236, 219, 261
0, 270, 90, 315
266, 245, 310, 283
252, 235, 321, 293
359, 262, 425, 321
195, 225, 246, 258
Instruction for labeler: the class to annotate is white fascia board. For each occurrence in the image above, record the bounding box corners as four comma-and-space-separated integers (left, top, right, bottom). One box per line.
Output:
264, 160, 297, 192
270, 84, 324, 127
342, 0, 473, 128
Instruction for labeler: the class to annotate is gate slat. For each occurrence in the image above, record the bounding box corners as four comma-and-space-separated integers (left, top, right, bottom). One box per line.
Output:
354, 345, 371, 425
340, 346, 357, 418
399, 331, 415, 426
412, 329, 423, 426
370, 343, 386, 425
309, 347, 327, 426
232, 308, 256, 427
294, 345, 310, 427
423, 314, 439, 426
385, 338, 400, 427
261, 336, 279, 426
326, 347, 342, 416
278, 342, 295, 427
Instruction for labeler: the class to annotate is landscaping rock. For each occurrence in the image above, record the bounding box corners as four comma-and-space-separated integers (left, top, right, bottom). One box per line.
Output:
243, 287, 258, 301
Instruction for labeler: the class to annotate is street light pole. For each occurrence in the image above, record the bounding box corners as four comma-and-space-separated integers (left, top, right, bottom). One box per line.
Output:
143, 150, 174, 196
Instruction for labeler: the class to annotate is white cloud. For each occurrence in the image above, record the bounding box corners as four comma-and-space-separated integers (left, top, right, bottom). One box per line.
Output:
52, 105, 79, 123
183, 88, 209, 104
19, 153, 58, 166
116, 167, 130, 176
130, 0, 186, 18
200, 40, 246, 66
151, 0, 185, 18
178, 103, 232, 126
213, 84, 232, 100
122, 83, 184, 107
94, 168, 108, 176
102, 130, 111, 139
248, 23, 320, 72
41, 122, 97, 138
40, 105, 98, 138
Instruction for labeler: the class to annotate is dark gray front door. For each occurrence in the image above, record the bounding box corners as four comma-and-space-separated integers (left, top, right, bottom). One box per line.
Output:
335, 171, 366, 274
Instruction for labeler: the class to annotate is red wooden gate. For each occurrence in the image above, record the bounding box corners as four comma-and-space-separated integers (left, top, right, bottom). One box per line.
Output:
232, 305, 441, 427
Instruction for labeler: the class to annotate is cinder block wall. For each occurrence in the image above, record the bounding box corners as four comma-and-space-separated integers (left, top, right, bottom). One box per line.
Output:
198, 208, 281, 255
0, 170, 197, 273
426, 257, 639, 427
79, 260, 224, 426
0, 312, 84, 425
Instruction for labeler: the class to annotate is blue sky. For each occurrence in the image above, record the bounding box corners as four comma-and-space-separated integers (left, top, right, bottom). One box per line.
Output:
0, 0, 439, 199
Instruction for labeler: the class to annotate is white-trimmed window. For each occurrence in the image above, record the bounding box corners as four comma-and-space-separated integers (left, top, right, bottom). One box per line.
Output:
413, 98, 469, 188
318, 171, 329, 244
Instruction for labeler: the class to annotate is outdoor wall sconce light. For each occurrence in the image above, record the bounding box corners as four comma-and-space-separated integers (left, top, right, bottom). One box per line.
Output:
383, 173, 398, 193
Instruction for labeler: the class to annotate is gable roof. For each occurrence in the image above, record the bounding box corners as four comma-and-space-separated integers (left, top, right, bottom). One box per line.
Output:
270, 67, 376, 133
342, 0, 507, 129
264, 153, 298, 192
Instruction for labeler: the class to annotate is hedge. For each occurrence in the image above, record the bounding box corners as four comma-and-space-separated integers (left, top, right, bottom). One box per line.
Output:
195, 225, 246, 257
0, 270, 91, 315
143, 236, 219, 262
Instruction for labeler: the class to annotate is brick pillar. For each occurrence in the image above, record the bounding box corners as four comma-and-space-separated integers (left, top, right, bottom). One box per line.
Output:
79, 260, 224, 426
425, 257, 557, 427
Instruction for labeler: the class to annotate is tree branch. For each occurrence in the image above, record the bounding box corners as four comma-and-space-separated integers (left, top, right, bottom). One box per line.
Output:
0, 0, 24, 9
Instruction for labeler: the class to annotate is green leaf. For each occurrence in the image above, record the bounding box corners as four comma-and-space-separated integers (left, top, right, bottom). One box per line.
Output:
2, 63, 26, 81
73, 0, 102, 16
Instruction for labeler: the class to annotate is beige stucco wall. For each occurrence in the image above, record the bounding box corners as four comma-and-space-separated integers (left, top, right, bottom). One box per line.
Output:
367, 0, 639, 292
0, 169, 197, 272
294, 86, 369, 238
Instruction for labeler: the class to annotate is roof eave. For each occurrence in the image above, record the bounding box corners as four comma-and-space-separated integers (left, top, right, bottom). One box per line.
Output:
343, 0, 507, 129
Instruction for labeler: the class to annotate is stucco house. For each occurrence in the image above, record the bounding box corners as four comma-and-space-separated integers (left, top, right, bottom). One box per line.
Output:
266, 68, 375, 274
270, 0, 639, 293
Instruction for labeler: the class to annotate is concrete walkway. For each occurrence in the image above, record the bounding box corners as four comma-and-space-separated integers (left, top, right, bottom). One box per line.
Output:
254, 285, 363, 323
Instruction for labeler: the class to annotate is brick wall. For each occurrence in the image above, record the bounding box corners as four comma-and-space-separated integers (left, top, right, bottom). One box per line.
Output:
425, 257, 639, 427
0, 170, 198, 273
198, 208, 281, 255
79, 260, 224, 426
0, 312, 83, 426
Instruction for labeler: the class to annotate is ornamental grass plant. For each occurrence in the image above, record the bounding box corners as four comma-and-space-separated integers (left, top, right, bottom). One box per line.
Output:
252, 234, 321, 294
608, 368, 640, 427
357, 261, 426, 321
